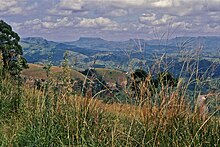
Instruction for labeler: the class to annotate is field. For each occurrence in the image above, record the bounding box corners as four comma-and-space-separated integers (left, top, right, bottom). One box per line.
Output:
0, 63, 220, 146
21, 63, 85, 80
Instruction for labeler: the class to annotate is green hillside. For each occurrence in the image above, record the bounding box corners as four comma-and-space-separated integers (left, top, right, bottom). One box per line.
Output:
20, 37, 220, 78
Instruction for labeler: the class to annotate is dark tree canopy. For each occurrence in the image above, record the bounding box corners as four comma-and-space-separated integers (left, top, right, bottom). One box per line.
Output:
0, 20, 27, 70
131, 69, 148, 80
157, 71, 178, 87
130, 69, 179, 100
0, 20, 22, 55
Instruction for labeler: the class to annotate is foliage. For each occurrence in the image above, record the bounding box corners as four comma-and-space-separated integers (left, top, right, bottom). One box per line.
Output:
80, 68, 108, 98
0, 20, 28, 71
0, 21, 219, 146
0, 20, 22, 54
0, 62, 219, 146
129, 69, 179, 105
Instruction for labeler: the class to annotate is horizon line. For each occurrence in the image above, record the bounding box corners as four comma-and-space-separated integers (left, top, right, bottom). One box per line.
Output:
21, 35, 220, 42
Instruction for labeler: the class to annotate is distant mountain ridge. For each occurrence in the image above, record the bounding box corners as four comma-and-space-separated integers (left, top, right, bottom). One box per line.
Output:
20, 36, 220, 74
21, 36, 220, 51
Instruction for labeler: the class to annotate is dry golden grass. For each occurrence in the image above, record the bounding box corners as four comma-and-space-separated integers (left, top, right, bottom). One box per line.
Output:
21, 63, 85, 80
20, 64, 192, 121
96, 68, 127, 86
1, 66, 219, 146
21, 64, 127, 85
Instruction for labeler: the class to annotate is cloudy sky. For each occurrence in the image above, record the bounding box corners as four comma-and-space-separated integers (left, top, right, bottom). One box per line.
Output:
1, 0, 220, 41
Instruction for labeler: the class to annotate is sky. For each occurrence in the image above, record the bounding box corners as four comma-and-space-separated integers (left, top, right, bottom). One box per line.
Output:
0, 0, 220, 41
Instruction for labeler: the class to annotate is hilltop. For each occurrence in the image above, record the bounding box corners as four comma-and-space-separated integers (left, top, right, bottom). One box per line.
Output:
22, 64, 127, 82
20, 36, 220, 71
21, 63, 85, 80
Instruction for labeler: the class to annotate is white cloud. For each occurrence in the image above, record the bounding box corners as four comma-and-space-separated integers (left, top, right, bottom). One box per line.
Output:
2, 0, 220, 41
43, 16, 53, 21
139, 13, 156, 23
0, 0, 40, 16
77, 17, 119, 30
13, 16, 77, 33
209, 13, 220, 22
48, 0, 85, 16
152, 14, 175, 25
151, 0, 174, 8
139, 13, 175, 26
171, 21, 192, 29
0, 0, 23, 16
203, 0, 220, 12
108, 9, 128, 17
109, 0, 147, 6
205, 24, 220, 33
10, 22, 23, 30
42, 17, 74, 29
0, 0, 17, 11
208, 23, 219, 29
22, 18, 42, 30
24, 18, 41, 26
58, 0, 85, 11
48, 8, 72, 16
8, 7, 22, 15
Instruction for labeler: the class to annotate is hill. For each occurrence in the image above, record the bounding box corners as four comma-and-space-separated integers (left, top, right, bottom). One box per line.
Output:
0, 63, 219, 146
21, 64, 128, 87
20, 36, 220, 72
14, 35, 220, 88
21, 63, 85, 80
95, 68, 127, 86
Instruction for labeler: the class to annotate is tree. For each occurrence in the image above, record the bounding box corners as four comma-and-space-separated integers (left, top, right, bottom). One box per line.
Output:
131, 69, 147, 80
0, 20, 28, 71
157, 71, 178, 87
129, 69, 179, 103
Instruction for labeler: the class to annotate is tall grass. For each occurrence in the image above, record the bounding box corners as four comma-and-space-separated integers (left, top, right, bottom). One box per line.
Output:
0, 49, 220, 146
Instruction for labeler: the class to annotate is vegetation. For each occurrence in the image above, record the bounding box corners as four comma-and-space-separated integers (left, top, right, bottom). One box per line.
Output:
0, 20, 219, 146
20, 36, 220, 72
0, 20, 28, 76
0, 57, 220, 146
129, 69, 179, 105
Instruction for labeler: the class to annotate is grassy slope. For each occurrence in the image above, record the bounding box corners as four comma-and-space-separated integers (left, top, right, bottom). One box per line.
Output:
0, 65, 220, 146
95, 68, 127, 85
21, 64, 128, 86
0, 78, 219, 146
21, 63, 85, 80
